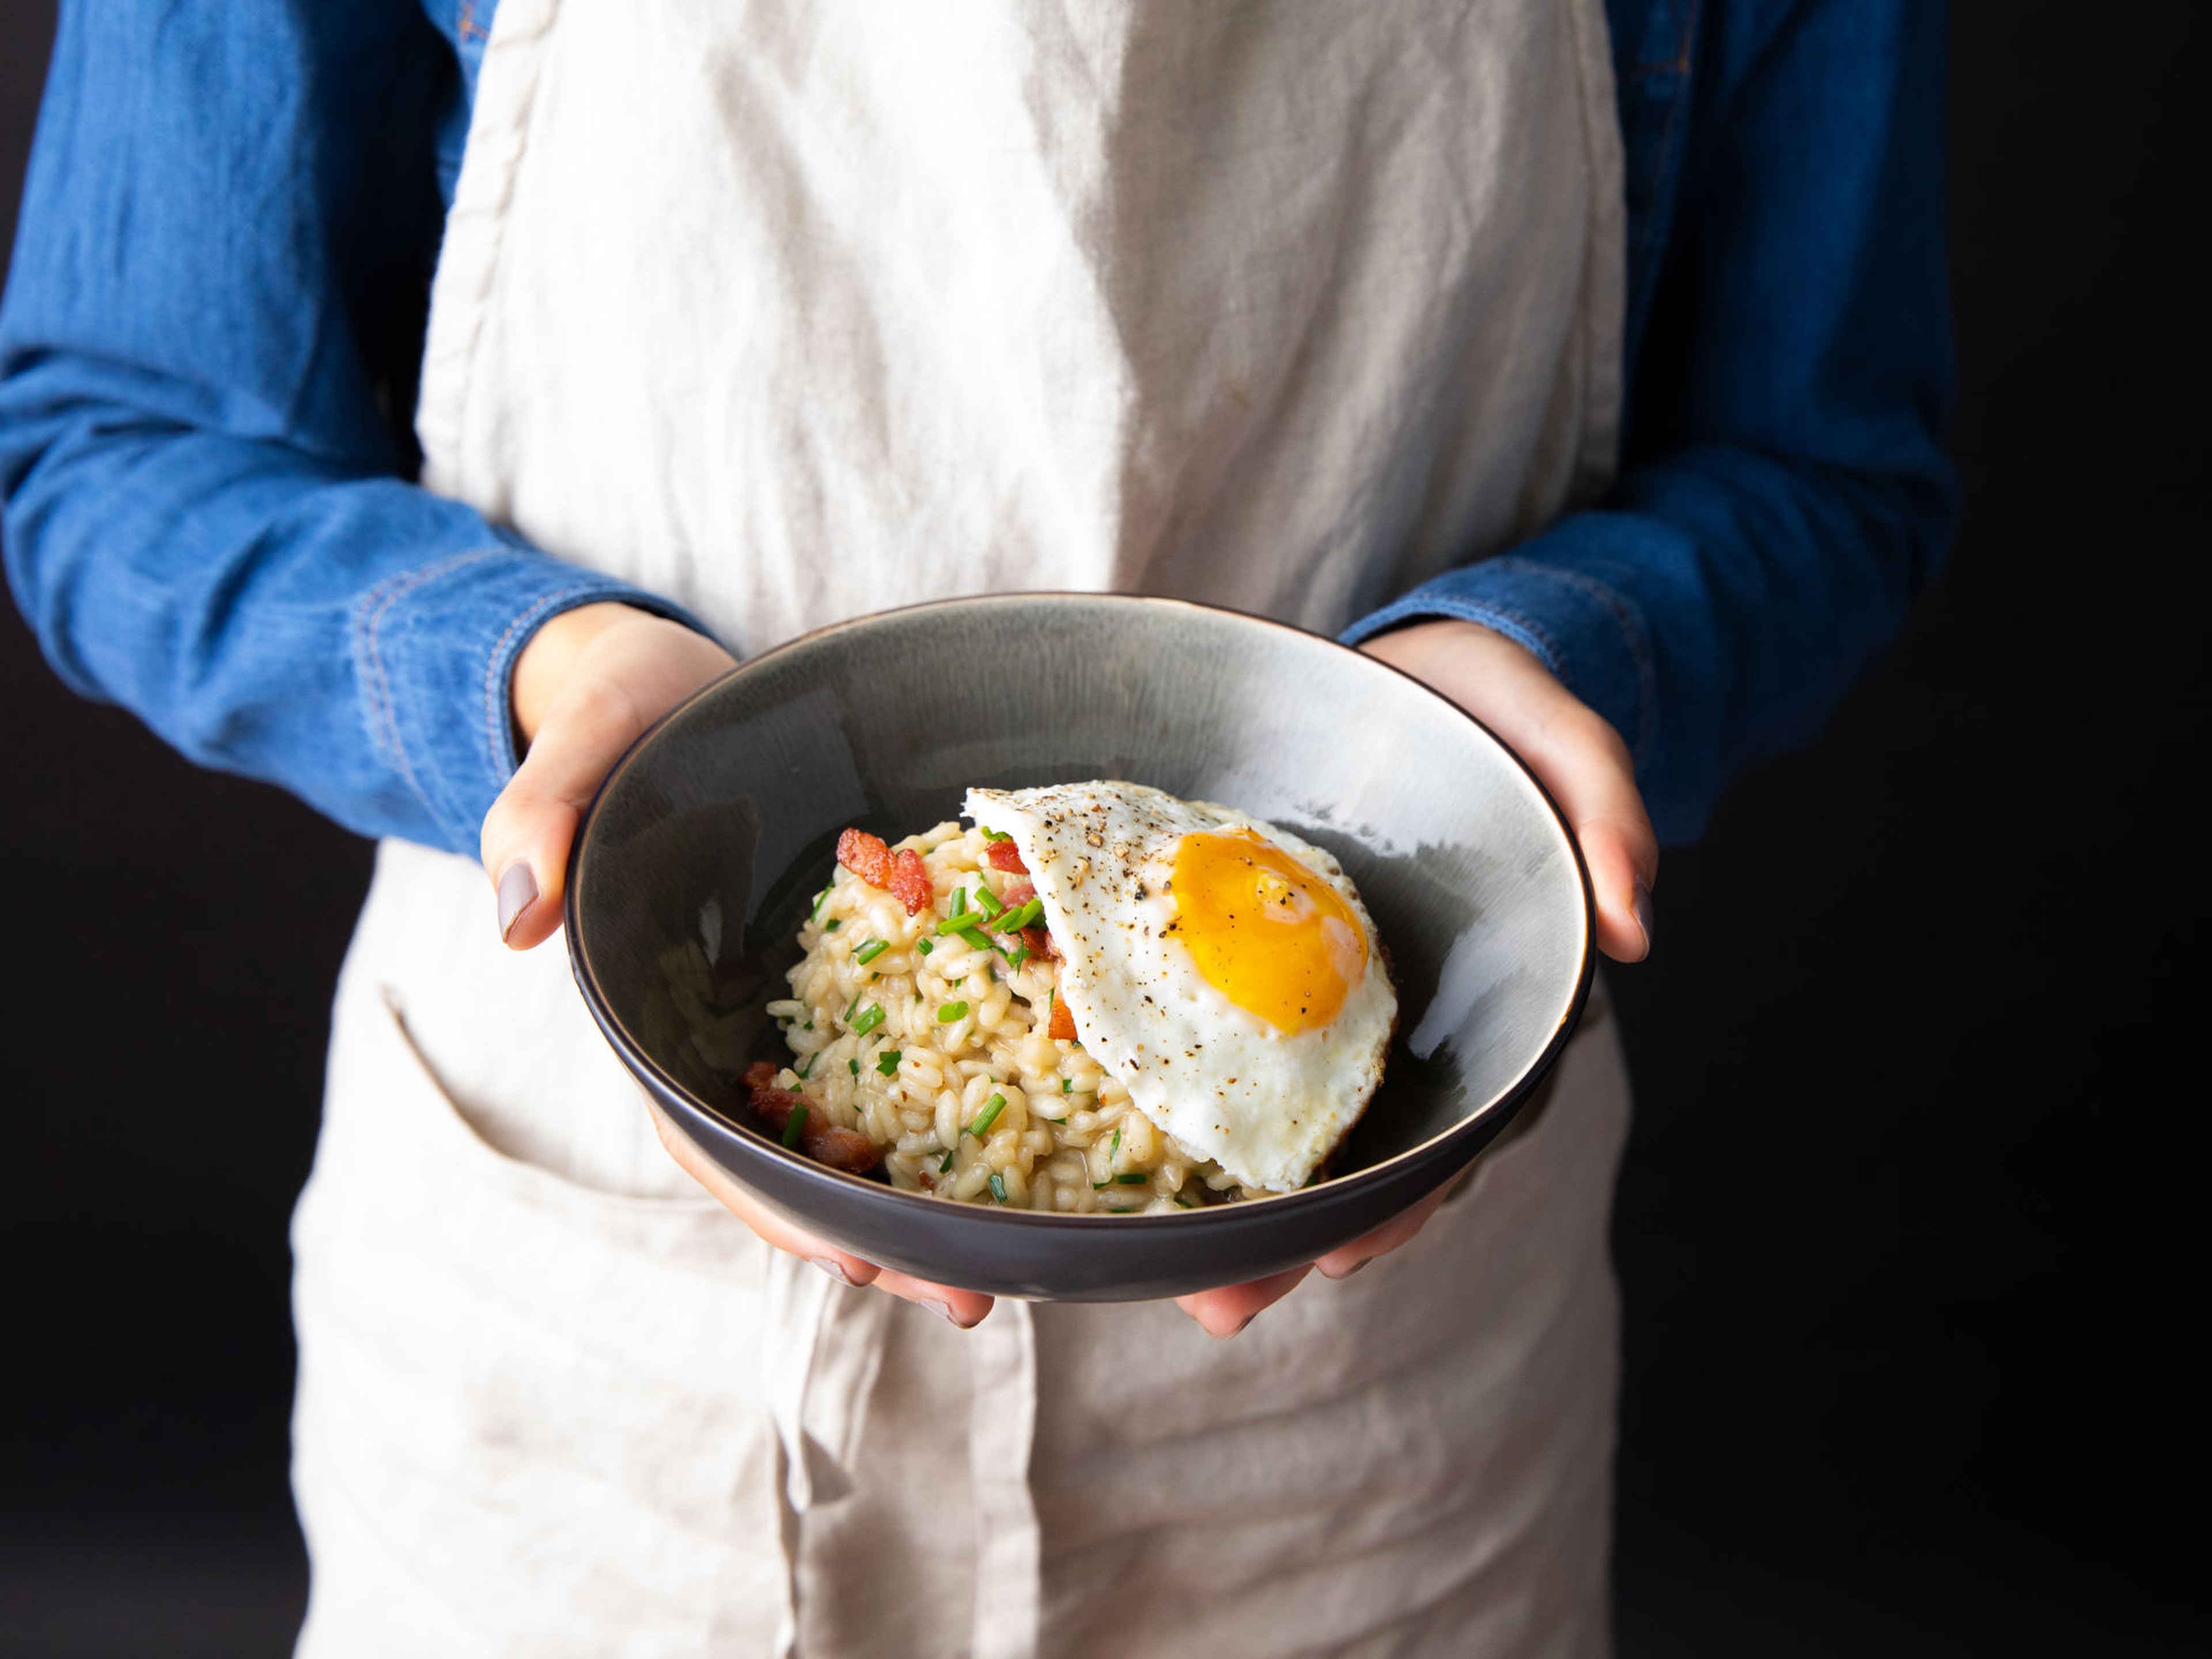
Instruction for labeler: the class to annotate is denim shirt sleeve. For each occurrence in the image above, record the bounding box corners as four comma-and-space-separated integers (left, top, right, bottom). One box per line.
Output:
1344, 0, 1959, 844
0, 1, 707, 858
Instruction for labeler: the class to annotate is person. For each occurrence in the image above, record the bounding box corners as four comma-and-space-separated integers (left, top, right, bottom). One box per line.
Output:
0, 1, 1953, 1653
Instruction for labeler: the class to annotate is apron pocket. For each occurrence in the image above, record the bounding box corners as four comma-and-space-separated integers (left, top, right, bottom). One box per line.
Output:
290, 974, 787, 1657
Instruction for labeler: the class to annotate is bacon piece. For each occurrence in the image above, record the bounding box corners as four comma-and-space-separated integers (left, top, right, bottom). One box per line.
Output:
999, 880, 1036, 908
1048, 994, 1077, 1041
836, 827, 893, 888
809, 1126, 881, 1174
984, 839, 1028, 874
889, 848, 933, 916
742, 1064, 881, 1174
745, 1082, 806, 1134
1021, 925, 1055, 962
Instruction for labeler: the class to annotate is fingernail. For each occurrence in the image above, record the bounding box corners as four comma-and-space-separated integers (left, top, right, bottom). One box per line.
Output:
809, 1257, 855, 1287
1214, 1311, 1256, 1340
921, 1299, 972, 1328
497, 860, 538, 942
1631, 883, 1654, 959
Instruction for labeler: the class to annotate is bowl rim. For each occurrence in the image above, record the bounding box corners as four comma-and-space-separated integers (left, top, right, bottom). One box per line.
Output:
565, 591, 1596, 1228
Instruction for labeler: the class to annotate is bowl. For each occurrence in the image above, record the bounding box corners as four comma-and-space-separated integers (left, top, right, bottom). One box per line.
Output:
565, 594, 1592, 1300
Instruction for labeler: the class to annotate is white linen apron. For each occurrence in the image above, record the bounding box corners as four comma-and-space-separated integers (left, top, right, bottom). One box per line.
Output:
292, 2, 1630, 1654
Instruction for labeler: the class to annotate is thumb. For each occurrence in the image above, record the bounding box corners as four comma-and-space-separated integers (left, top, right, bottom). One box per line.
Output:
479, 683, 641, 951
1505, 694, 1657, 964
480, 610, 736, 950
1359, 620, 1657, 964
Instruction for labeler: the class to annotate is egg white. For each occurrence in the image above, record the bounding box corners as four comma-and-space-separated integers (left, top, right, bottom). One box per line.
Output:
963, 782, 1395, 1192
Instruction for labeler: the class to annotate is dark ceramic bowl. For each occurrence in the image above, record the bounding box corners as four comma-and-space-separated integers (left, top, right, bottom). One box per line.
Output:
565, 594, 1592, 1300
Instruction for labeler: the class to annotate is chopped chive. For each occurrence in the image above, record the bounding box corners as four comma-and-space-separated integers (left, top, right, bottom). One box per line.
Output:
854, 938, 889, 965
935, 911, 981, 937
810, 885, 833, 924
793, 1054, 815, 1080
851, 1004, 885, 1036
982, 828, 1011, 843
1060, 1078, 1072, 1094
954, 924, 996, 954
938, 1001, 969, 1023
781, 1104, 808, 1147
1044, 1116, 1066, 1124
972, 886, 1006, 921
1173, 1195, 1195, 1209
938, 1148, 955, 1173
948, 888, 967, 918
843, 991, 862, 1020
1110, 1128, 1122, 1156
823, 918, 841, 931
1115, 1172, 1147, 1185
848, 1058, 859, 1075
917, 938, 935, 956
988, 1172, 1009, 1204
1092, 1180, 1109, 1191
1001, 897, 1044, 932
967, 1093, 1007, 1138
876, 1051, 903, 1075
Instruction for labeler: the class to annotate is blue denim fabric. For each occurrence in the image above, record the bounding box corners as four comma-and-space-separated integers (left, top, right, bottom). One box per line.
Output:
0, 0, 1954, 857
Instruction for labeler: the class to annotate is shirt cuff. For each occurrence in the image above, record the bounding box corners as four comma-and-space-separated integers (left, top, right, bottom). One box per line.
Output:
354, 545, 716, 855
1339, 525, 1661, 778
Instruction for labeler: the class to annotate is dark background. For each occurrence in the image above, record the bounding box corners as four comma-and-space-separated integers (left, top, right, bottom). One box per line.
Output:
1, 1, 2203, 1653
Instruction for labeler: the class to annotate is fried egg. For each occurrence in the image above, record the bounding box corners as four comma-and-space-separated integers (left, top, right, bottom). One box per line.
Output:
963, 781, 1395, 1192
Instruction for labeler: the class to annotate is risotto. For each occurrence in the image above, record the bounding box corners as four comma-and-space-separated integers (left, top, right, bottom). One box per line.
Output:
751, 820, 1247, 1211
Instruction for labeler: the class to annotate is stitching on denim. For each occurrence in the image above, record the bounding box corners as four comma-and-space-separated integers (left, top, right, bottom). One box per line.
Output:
1641, 0, 1702, 263
1354, 594, 1569, 679
480, 587, 613, 782
1405, 593, 1570, 678
1462, 601, 1568, 677
1624, 0, 1696, 78
356, 548, 503, 767
1491, 557, 1660, 770
354, 549, 504, 822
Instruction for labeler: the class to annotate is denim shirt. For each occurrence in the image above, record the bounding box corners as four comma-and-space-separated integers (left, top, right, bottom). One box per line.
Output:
0, 0, 1954, 854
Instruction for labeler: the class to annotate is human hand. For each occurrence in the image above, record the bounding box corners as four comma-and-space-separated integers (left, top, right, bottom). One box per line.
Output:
484, 603, 736, 948
1173, 618, 1657, 1338
481, 602, 993, 1327
1362, 618, 1657, 963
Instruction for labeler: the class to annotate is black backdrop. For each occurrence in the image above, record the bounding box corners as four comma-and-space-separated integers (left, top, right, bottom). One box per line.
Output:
1, 2, 2202, 1653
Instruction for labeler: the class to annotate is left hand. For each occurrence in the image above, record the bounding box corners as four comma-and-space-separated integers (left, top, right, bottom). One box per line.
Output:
1174, 618, 1657, 1338
485, 603, 994, 1327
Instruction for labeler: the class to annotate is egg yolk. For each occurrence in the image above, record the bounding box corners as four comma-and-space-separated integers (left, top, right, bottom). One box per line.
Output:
1168, 830, 1368, 1033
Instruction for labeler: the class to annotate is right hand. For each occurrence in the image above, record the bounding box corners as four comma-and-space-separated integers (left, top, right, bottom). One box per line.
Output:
480, 603, 997, 1328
